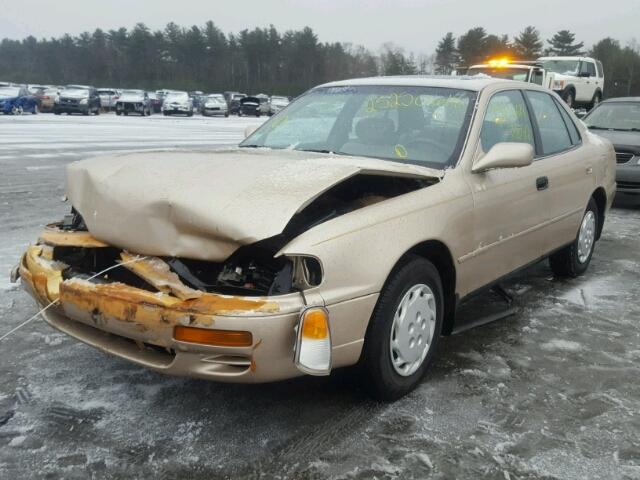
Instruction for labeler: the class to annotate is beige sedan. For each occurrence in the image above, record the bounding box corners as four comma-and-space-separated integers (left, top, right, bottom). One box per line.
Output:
14, 77, 616, 399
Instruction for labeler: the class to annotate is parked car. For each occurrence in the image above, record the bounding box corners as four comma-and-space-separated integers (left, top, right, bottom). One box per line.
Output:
467, 60, 555, 90
538, 56, 604, 109
54, 86, 101, 115
0, 85, 39, 114
583, 97, 640, 198
162, 91, 193, 116
202, 94, 229, 117
115, 90, 152, 116
147, 91, 162, 113
226, 92, 246, 114
239, 96, 265, 116
36, 87, 60, 112
14, 77, 615, 400
97, 88, 120, 111
189, 91, 205, 112
269, 95, 289, 115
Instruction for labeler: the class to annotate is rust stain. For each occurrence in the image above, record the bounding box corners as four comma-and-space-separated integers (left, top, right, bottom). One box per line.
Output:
39, 225, 108, 248
23, 246, 65, 302
57, 278, 279, 331
120, 252, 203, 301
20, 240, 280, 336
250, 359, 257, 372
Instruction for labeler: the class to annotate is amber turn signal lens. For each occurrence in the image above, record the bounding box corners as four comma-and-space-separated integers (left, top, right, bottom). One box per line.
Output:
301, 309, 329, 340
174, 326, 253, 347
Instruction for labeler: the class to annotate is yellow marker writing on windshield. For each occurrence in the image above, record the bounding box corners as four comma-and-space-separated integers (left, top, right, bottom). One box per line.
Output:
394, 144, 408, 159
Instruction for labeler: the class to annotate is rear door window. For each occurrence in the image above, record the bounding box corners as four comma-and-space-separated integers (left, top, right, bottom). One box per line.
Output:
525, 91, 573, 155
554, 98, 581, 145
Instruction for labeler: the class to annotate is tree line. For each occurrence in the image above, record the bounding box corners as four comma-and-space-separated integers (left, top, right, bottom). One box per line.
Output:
1, 22, 639, 98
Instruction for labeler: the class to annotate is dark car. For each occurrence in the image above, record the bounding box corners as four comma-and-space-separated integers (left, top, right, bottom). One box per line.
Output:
225, 92, 246, 114
54, 86, 101, 115
238, 96, 263, 117
583, 97, 640, 198
115, 90, 152, 116
0, 85, 39, 114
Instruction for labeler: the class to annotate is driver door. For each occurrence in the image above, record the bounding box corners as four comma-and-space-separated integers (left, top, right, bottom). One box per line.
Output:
463, 89, 551, 292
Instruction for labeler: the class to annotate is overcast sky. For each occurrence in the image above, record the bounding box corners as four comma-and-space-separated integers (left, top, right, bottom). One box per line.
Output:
1, 0, 638, 54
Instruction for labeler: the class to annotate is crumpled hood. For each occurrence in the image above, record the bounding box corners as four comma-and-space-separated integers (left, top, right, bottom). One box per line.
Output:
66, 148, 441, 261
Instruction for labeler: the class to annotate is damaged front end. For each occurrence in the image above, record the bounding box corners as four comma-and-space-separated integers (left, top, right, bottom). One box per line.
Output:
15, 158, 439, 381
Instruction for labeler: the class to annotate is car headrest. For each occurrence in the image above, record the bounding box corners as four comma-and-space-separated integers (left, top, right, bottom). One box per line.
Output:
354, 117, 396, 144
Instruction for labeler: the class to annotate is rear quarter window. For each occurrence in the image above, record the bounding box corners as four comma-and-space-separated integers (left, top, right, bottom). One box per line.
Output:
525, 91, 573, 155
554, 98, 581, 145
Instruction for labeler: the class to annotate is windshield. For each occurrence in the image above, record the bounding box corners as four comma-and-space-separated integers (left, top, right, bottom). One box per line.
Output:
122, 90, 144, 96
541, 59, 579, 75
469, 67, 529, 82
0, 87, 20, 97
584, 102, 640, 131
206, 96, 224, 103
62, 88, 89, 96
165, 92, 188, 101
241, 85, 476, 169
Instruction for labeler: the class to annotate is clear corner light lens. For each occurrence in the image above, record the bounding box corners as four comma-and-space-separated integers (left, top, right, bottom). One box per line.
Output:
295, 307, 331, 375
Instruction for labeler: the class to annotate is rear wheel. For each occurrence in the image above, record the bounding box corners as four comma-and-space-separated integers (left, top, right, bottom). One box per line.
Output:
562, 88, 575, 108
549, 198, 598, 277
360, 256, 443, 400
590, 91, 602, 110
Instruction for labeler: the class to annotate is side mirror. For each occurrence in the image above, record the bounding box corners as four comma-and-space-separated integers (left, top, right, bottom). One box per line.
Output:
244, 125, 258, 138
472, 142, 534, 173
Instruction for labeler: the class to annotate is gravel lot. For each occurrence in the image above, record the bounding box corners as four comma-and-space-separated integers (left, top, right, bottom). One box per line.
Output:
0, 114, 639, 480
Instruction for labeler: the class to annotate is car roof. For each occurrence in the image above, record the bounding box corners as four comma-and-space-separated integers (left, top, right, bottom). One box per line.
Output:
601, 97, 640, 103
316, 75, 530, 92
538, 56, 595, 61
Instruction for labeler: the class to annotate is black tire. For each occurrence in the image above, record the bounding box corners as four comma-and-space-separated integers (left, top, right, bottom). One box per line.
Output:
590, 90, 602, 111
549, 198, 599, 277
124, 111, 128, 116
95, 108, 100, 116
562, 88, 575, 108
83, 109, 90, 116
116, 111, 121, 116
359, 256, 444, 400
225, 112, 229, 117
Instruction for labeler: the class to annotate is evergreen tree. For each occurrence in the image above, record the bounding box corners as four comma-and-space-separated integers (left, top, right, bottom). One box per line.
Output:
457, 27, 487, 67
435, 32, 457, 74
546, 30, 584, 56
513, 26, 543, 59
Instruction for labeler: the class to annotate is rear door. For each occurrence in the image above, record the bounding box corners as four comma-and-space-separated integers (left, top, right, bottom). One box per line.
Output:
523, 90, 594, 254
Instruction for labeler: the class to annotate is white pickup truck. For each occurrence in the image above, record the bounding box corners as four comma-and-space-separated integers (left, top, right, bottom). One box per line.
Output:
467, 61, 555, 90
537, 56, 604, 109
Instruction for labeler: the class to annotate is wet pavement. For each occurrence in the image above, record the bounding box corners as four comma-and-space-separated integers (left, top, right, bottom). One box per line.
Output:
0, 114, 639, 479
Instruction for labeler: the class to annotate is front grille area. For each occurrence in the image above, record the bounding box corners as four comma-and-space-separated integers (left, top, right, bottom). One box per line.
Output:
618, 181, 640, 190
615, 151, 634, 164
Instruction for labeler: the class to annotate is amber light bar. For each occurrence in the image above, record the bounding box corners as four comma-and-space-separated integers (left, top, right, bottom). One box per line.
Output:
174, 326, 253, 347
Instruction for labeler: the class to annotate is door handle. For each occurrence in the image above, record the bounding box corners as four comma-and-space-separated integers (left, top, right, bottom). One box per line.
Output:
536, 176, 549, 191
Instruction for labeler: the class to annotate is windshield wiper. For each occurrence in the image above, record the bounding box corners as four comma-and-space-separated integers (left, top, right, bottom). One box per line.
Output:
297, 148, 333, 154
587, 125, 609, 130
240, 144, 260, 148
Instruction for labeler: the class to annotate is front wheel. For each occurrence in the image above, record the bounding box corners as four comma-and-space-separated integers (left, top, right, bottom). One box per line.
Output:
549, 198, 598, 277
359, 256, 443, 400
